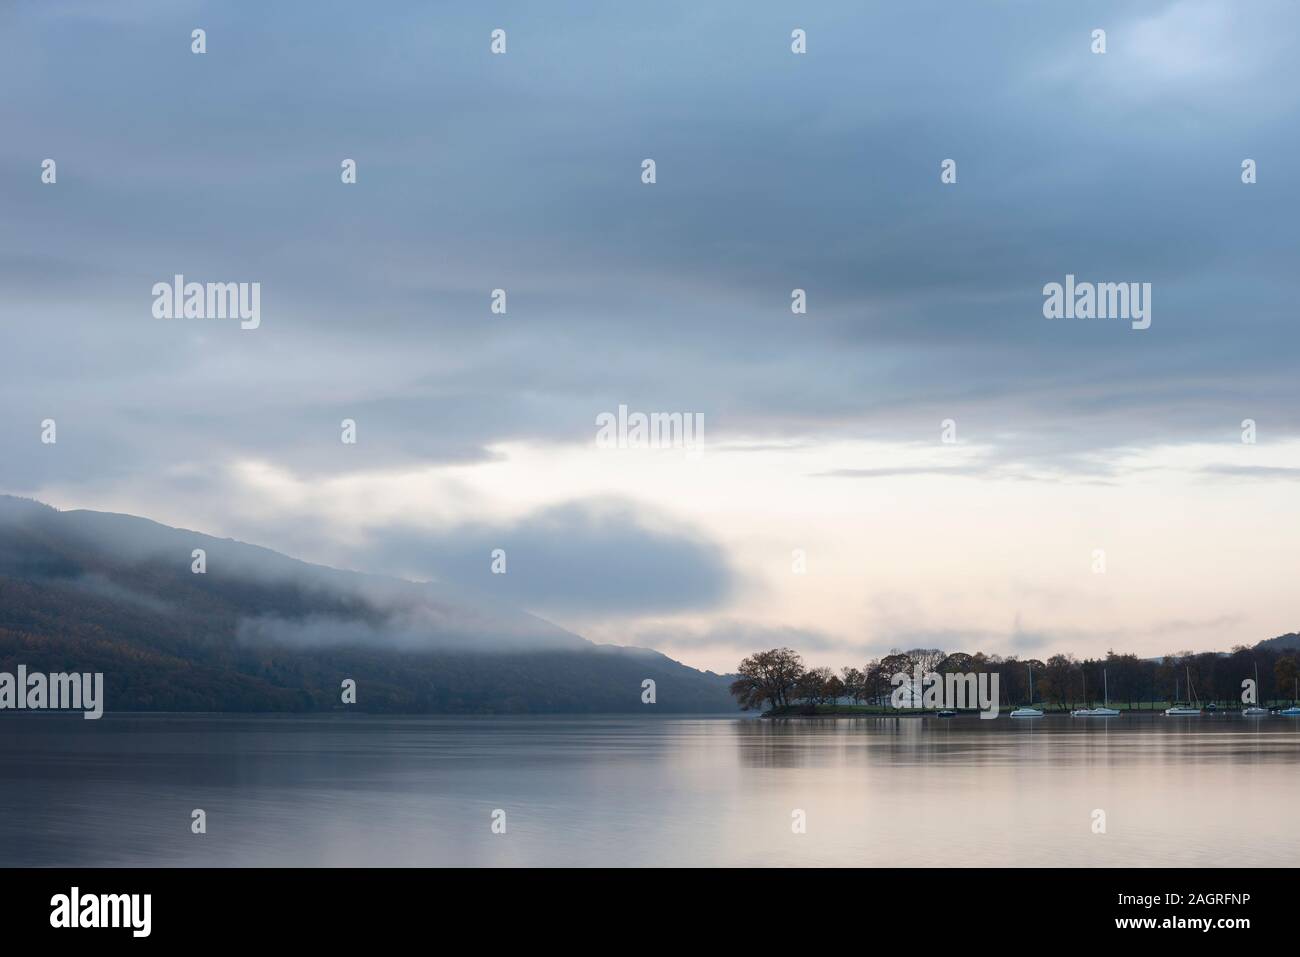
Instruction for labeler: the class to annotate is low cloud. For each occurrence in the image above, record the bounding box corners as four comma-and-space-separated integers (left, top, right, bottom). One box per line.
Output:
358, 498, 736, 617
1199, 464, 1300, 481
631, 620, 853, 655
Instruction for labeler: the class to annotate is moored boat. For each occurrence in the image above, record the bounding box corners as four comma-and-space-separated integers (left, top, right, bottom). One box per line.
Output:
1164, 664, 1202, 716
1242, 662, 1269, 716
1072, 669, 1121, 717
1011, 663, 1043, 717
1281, 678, 1300, 716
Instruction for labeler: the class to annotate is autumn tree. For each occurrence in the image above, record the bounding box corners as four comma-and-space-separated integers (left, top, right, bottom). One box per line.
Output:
796, 666, 835, 705
824, 675, 846, 705
863, 658, 887, 705
729, 647, 805, 711
937, 652, 974, 674
1276, 655, 1299, 705
908, 648, 947, 674
1043, 654, 1077, 710
839, 667, 865, 704
1106, 652, 1143, 709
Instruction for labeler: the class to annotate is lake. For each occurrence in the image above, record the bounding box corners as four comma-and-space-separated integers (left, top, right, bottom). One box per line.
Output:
1, 713, 1297, 867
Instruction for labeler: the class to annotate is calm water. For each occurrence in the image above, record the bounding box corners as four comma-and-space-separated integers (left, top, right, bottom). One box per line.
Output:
1, 713, 1297, 867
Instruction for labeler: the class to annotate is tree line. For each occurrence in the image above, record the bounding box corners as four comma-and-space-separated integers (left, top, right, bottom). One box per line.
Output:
729, 644, 1300, 713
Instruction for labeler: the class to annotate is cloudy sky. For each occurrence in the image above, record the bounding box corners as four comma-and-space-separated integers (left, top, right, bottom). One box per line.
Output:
3, 0, 1299, 672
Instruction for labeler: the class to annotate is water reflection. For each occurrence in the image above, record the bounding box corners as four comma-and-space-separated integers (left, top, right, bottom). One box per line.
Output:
0, 713, 1296, 866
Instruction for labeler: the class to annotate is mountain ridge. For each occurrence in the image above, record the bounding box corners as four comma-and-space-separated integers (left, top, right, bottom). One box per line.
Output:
0, 495, 737, 713
1256, 632, 1300, 652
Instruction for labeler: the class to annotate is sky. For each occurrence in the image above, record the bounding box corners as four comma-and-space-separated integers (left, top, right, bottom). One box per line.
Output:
2, 0, 1299, 673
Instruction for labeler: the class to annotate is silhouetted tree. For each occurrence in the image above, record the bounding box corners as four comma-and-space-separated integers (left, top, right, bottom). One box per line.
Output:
839, 667, 865, 704
824, 675, 845, 705
729, 647, 804, 711
796, 666, 835, 705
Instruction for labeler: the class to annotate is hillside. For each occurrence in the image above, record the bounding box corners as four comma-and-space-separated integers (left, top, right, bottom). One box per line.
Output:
0, 496, 736, 713
1256, 632, 1300, 652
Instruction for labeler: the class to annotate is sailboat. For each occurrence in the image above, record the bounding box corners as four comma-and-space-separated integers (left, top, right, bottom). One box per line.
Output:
1165, 664, 1202, 715
1072, 668, 1121, 717
1242, 662, 1269, 717
1282, 678, 1300, 716
1010, 663, 1044, 717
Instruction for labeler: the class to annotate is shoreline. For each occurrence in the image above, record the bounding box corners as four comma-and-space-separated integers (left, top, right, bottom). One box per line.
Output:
760, 704, 1291, 718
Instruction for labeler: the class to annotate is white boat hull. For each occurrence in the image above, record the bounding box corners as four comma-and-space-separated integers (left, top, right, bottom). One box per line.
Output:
1164, 707, 1201, 716
1010, 708, 1043, 718
1072, 708, 1120, 717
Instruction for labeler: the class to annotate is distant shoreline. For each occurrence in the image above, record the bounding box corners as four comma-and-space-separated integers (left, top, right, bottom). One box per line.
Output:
760, 704, 1290, 718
